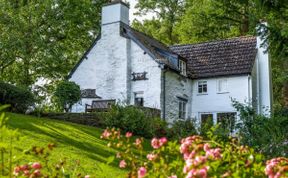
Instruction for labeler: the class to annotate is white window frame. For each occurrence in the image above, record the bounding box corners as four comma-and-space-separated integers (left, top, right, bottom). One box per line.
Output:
178, 99, 187, 119
217, 79, 228, 93
198, 81, 208, 94
179, 60, 187, 76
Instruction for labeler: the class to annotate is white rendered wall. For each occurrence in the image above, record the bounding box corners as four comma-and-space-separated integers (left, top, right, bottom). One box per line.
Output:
70, 23, 130, 112
130, 41, 162, 109
191, 76, 250, 124
164, 71, 193, 123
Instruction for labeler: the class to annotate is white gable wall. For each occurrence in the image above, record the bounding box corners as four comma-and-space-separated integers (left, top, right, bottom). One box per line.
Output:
70, 23, 130, 112
129, 41, 162, 109
69, 23, 162, 112
191, 75, 251, 124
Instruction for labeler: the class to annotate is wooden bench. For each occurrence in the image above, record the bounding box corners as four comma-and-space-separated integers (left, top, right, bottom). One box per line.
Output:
85, 100, 116, 113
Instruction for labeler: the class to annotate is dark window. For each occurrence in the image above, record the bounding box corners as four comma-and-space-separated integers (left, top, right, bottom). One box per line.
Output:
200, 114, 214, 134
198, 81, 207, 94
134, 92, 144, 106
179, 100, 187, 119
217, 112, 236, 134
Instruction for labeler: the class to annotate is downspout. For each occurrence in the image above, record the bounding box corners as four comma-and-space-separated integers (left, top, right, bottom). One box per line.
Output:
161, 65, 167, 121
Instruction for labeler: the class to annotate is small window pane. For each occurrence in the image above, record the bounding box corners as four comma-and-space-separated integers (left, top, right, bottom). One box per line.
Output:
198, 81, 207, 94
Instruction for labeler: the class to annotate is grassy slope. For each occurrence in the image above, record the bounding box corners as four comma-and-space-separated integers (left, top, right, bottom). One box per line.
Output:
6, 113, 127, 177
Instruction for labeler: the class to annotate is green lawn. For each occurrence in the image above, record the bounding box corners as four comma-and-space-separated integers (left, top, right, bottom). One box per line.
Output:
5, 113, 128, 177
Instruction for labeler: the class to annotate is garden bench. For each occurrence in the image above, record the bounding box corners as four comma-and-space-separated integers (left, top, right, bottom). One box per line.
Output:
85, 100, 116, 113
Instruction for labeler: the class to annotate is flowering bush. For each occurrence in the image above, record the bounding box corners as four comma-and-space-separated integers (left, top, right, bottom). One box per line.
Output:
101, 128, 288, 178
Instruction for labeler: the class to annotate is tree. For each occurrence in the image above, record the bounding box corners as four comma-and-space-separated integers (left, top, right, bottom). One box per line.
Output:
256, 0, 288, 109
0, 0, 109, 87
54, 81, 81, 113
175, 0, 259, 44
133, 0, 185, 45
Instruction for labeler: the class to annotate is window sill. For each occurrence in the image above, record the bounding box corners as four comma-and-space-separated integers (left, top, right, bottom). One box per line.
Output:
197, 93, 208, 96
217, 92, 229, 94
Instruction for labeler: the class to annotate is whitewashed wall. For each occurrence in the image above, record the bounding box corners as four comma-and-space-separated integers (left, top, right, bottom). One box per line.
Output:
129, 41, 162, 109
70, 23, 130, 112
70, 23, 162, 112
191, 75, 250, 124
164, 71, 193, 123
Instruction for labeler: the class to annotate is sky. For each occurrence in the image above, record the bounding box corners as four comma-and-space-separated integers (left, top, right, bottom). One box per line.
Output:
127, 0, 154, 22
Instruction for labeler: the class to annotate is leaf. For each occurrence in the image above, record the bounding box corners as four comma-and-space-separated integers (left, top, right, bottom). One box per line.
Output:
106, 156, 115, 165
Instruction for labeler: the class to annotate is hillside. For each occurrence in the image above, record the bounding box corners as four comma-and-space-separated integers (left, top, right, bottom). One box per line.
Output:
5, 113, 127, 177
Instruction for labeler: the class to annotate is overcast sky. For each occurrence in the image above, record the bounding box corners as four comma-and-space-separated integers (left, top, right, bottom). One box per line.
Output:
127, 0, 154, 22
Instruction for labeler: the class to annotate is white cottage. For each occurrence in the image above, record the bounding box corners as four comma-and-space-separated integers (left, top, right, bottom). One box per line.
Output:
68, 0, 272, 128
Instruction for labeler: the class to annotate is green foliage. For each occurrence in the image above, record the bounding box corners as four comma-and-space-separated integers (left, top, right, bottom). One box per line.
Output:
233, 100, 288, 158
103, 105, 167, 138
54, 81, 80, 112
0, 0, 109, 87
0, 105, 20, 176
133, 0, 185, 45
167, 119, 197, 140
0, 81, 34, 113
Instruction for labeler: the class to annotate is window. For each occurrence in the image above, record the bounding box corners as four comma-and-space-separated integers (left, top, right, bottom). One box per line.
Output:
134, 92, 144, 106
198, 81, 207, 94
179, 60, 186, 76
178, 99, 187, 119
200, 114, 214, 134
217, 112, 236, 134
217, 79, 228, 93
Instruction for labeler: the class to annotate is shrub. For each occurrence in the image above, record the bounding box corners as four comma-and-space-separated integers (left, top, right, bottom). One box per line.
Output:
103, 105, 167, 138
233, 100, 288, 158
54, 81, 81, 112
100, 128, 288, 178
0, 81, 34, 113
167, 119, 198, 140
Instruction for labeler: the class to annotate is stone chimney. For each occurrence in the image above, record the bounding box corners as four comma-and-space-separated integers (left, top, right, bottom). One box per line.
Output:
101, 0, 129, 26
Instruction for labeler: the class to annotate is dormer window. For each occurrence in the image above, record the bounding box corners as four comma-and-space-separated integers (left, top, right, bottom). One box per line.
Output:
179, 60, 186, 76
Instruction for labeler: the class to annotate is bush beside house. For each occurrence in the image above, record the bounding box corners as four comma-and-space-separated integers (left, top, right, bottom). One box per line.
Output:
0, 81, 34, 113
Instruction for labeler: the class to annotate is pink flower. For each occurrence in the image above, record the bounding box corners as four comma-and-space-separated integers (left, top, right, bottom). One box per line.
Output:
119, 160, 127, 168
147, 153, 157, 161
135, 138, 142, 146
151, 138, 160, 149
20, 164, 30, 171
31, 162, 42, 169
85, 175, 90, 178
203, 143, 210, 152
125, 132, 133, 138
186, 169, 196, 178
197, 167, 208, 178
138, 167, 147, 178
159, 137, 168, 146
13, 166, 20, 176
33, 169, 41, 177
24, 170, 30, 177
101, 129, 111, 139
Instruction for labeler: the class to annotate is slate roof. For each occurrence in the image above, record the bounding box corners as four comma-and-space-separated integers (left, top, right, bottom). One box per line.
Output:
170, 36, 257, 79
